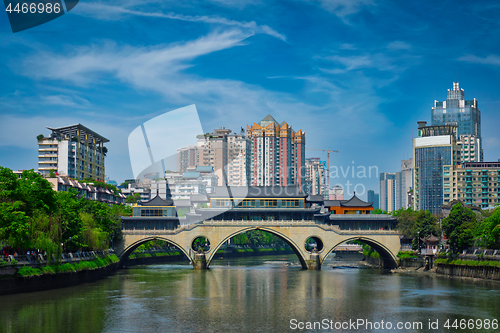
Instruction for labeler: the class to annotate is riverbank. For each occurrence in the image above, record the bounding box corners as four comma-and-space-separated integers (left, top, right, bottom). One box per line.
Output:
0, 255, 120, 296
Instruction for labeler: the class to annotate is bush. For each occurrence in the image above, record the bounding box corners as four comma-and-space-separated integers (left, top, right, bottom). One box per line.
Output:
18, 266, 42, 277
435, 258, 500, 268
397, 251, 419, 259
10, 259, 18, 266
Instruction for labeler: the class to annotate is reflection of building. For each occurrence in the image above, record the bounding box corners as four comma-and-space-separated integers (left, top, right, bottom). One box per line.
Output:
304, 158, 328, 199
38, 124, 108, 181
247, 115, 305, 189
367, 190, 379, 209
324, 193, 374, 214
329, 185, 343, 200
413, 122, 460, 215
431, 82, 482, 162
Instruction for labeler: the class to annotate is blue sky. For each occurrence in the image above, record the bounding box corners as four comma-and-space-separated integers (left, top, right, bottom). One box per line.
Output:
1, 0, 500, 199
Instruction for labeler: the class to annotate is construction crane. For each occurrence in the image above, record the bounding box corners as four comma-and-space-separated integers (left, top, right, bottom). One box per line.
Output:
305, 147, 339, 186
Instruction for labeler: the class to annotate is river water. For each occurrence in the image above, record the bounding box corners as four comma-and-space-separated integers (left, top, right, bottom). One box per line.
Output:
1, 255, 499, 333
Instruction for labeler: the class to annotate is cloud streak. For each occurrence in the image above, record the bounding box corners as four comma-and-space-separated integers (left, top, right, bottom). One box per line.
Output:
76, 2, 286, 41
458, 54, 500, 66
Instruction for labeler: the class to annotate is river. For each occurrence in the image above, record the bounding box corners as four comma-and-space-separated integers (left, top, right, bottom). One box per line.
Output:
1, 255, 499, 333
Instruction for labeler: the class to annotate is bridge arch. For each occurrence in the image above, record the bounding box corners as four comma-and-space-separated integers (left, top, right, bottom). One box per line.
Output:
322, 236, 398, 269
118, 236, 191, 265
206, 227, 308, 269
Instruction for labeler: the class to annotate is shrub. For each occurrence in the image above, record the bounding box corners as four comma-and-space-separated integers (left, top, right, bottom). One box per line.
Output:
397, 251, 419, 259
10, 259, 18, 266
18, 266, 42, 277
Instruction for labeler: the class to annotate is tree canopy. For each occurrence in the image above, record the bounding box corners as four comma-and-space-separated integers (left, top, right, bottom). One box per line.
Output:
0, 167, 131, 259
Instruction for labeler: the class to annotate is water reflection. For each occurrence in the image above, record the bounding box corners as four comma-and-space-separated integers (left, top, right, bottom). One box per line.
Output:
1, 255, 499, 333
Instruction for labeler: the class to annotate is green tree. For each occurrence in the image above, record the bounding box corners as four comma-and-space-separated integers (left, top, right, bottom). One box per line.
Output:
37, 134, 45, 141
441, 203, 478, 254
393, 208, 417, 240
371, 209, 387, 214
478, 207, 500, 249
412, 210, 440, 250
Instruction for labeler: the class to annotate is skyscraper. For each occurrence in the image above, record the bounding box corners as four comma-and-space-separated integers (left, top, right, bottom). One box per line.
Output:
431, 82, 482, 162
413, 121, 460, 215
247, 115, 305, 189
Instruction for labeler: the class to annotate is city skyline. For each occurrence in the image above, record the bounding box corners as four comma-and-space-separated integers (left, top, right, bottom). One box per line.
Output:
2, 1, 500, 200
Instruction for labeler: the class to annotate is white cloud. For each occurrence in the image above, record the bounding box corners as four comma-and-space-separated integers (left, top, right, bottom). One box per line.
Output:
457, 54, 500, 66
41, 95, 91, 108
387, 41, 411, 50
76, 2, 286, 41
302, 0, 375, 23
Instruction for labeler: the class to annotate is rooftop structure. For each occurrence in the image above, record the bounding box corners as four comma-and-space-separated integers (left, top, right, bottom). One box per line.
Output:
38, 123, 108, 181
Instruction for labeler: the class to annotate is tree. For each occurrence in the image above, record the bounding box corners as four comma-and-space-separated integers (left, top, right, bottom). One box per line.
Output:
441, 203, 478, 254
478, 207, 500, 249
412, 210, 440, 250
37, 134, 44, 141
371, 209, 387, 214
393, 208, 417, 240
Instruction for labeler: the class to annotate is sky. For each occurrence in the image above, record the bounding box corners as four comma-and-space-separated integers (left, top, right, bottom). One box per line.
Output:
1, 0, 500, 200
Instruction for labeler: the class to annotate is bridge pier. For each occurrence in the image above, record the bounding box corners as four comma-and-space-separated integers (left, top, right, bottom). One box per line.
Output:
305, 252, 321, 270
193, 252, 208, 270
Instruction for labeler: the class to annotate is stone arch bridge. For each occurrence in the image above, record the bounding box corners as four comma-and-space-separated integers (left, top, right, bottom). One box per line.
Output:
115, 220, 401, 270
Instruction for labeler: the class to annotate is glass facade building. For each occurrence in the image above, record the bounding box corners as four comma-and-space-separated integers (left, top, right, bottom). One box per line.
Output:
431, 82, 482, 161
413, 123, 460, 215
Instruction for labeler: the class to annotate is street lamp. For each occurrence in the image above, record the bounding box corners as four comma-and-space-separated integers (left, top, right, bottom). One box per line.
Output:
417, 231, 420, 254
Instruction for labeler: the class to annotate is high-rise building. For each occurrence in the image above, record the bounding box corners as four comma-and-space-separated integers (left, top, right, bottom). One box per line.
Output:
395, 158, 413, 209
38, 124, 108, 181
177, 144, 198, 173
451, 161, 500, 209
304, 158, 328, 199
413, 121, 460, 215
379, 173, 396, 212
246, 115, 305, 189
431, 82, 482, 162
177, 128, 250, 186
367, 190, 379, 210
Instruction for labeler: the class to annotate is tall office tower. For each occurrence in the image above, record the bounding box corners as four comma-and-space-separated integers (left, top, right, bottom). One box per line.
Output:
304, 158, 328, 199
413, 121, 460, 215
431, 81, 482, 162
38, 124, 108, 181
247, 115, 306, 189
379, 173, 396, 212
395, 158, 413, 209
193, 128, 250, 187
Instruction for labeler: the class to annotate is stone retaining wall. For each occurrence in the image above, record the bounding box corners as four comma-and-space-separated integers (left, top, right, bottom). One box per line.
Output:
436, 264, 500, 281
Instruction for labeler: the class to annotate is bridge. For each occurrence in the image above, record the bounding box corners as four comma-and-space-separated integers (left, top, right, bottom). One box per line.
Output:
115, 219, 401, 270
